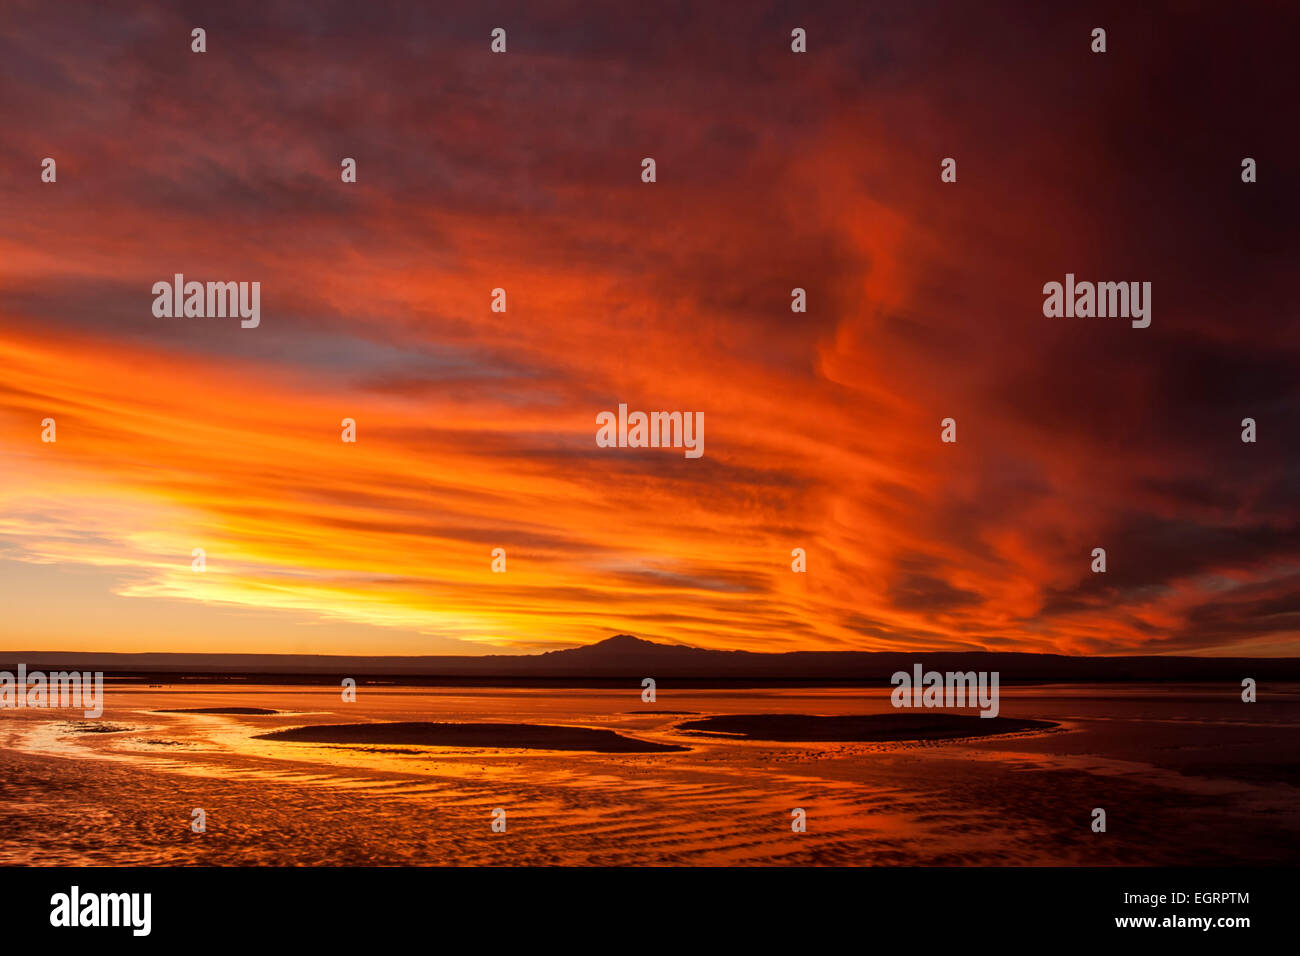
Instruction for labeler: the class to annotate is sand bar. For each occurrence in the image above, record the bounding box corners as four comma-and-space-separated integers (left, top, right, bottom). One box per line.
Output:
676, 713, 1056, 742
256, 721, 688, 753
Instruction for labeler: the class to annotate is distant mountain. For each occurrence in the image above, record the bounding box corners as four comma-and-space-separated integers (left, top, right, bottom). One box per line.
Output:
538, 634, 722, 665
1, 634, 1298, 683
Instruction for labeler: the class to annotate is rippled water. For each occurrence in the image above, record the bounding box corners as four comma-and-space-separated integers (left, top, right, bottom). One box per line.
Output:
2, 683, 1297, 865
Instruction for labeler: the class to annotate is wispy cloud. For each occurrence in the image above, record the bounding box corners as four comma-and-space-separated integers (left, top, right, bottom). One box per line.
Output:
1, 0, 1296, 655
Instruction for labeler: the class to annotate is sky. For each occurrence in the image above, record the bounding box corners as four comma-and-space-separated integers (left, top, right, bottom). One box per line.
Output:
0, 1, 1297, 657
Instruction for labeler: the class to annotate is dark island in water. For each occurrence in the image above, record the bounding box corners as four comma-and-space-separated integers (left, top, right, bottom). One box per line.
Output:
256, 721, 688, 753
676, 713, 1056, 742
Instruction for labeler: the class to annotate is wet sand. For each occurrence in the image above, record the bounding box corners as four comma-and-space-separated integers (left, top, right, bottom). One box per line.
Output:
257, 721, 688, 753
676, 713, 1056, 741
3, 683, 1298, 865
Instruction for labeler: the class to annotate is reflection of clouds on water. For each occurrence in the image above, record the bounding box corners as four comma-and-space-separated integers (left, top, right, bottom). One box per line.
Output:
1, 684, 1298, 865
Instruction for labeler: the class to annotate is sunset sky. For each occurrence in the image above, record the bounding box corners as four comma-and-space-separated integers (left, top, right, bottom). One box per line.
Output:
1, 1, 1296, 657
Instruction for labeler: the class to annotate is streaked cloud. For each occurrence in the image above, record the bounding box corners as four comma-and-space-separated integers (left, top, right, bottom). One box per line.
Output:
1, 1, 1296, 656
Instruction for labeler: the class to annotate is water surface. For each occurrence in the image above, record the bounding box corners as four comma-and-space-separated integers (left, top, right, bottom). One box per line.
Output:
2, 683, 1296, 865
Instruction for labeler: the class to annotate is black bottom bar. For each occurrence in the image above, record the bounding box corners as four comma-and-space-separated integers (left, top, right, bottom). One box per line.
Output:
1, 866, 1278, 943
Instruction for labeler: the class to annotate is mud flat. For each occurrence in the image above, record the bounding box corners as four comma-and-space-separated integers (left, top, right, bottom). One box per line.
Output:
256, 721, 688, 753
676, 713, 1056, 742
